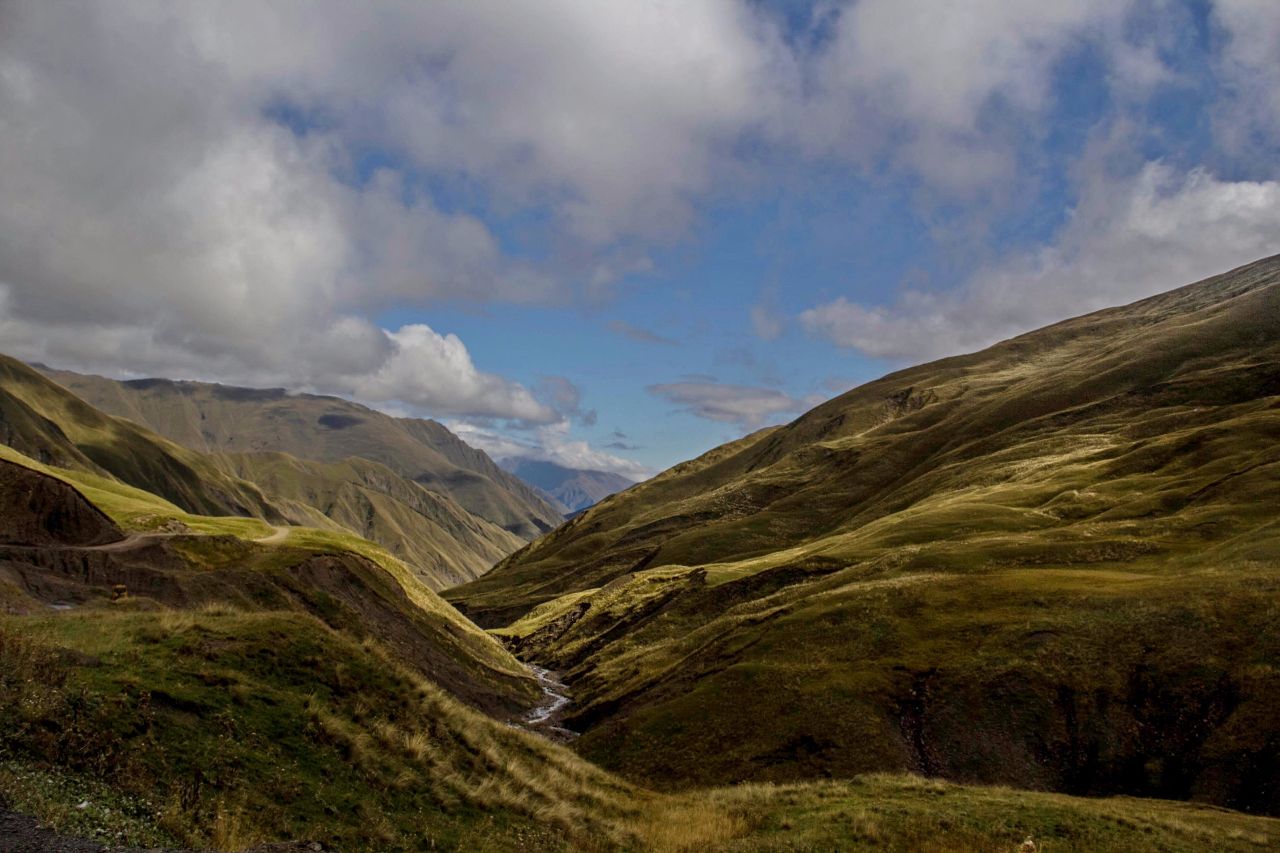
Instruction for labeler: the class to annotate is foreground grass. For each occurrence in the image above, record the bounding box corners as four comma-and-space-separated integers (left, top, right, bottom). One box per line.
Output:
1, 607, 1275, 851
0, 443, 532, 693
0, 610, 643, 850
685, 775, 1278, 852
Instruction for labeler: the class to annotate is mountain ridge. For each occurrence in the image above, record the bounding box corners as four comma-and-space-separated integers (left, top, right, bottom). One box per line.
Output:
34, 367, 564, 540
2, 436, 1276, 849
449, 254, 1280, 813
0, 357, 522, 589
501, 457, 636, 514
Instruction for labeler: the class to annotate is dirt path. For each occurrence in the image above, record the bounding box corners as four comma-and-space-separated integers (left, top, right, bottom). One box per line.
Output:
82, 533, 158, 552
0, 808, 324, 852
81, 525, 291, 550
253, 526, 291, 545
0, 808, 180, 852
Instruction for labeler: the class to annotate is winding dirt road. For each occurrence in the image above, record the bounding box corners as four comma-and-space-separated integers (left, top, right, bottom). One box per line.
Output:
253, 525, 291, 545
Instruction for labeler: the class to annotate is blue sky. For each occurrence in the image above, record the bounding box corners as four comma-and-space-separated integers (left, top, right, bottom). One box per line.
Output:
1, 1, 1278, 478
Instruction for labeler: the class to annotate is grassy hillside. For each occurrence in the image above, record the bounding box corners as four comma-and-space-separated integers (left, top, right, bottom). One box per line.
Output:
217, 452, 522, 590
2, 611, 1276, 853
0, 448, 536, 712
3, 358, 540, 587
0, 356, 283, 521
448, 255, 1280, 812
0, 445, 1276, 850
36, 368, 563, 539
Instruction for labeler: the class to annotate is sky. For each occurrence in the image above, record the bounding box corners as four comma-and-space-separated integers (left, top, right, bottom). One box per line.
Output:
1, 1, 1278, 480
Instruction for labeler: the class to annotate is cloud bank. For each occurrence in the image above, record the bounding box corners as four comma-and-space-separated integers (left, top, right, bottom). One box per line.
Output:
1, 1, 1277, 468
648, 381, 822, 429
801, 162, 1280, 361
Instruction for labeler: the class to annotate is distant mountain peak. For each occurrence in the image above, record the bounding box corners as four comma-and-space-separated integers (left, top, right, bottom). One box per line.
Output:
499, 457, 635, 513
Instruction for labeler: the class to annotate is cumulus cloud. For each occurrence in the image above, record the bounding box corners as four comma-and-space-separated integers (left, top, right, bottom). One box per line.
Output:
1210, 0, 1280, 163
0, 0, 794, 432
647, 381, 823, 428
0, 2, 1245, 373
176, 0, 790, 244
786, 0, 1153, 193
801, 161, 1280, 361
339, 325, 555, 422
0, 2, 573, 422
448, 420, 650, 481
2, 0, 1277, 462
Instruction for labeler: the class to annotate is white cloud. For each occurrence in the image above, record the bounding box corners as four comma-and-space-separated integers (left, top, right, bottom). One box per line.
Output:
647, 381, 822, 428
1210, 0, 1280, 162
340, 324, 554, 422
801, 161, 1280, 361
0, 2, 568, 422
173, 0, 789, 245
788, 0, 1149, 192
448, 420, 650, 481
2, 0, 1277, 460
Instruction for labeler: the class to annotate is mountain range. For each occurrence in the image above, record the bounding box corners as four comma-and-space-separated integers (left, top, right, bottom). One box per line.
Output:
449, 254, 1280, 813
12, 364, 572, 589
36, 366, 563, 537
500, 458, 636, 514
1, 255, 1278, 849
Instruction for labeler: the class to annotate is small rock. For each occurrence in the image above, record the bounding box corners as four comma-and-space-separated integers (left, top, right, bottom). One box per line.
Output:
75, 800, 90, 810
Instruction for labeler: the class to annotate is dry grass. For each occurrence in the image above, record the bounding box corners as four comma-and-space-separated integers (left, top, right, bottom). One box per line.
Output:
3, 613, 1278, 851
209, 797, 266, 852
631, 800, 747, 851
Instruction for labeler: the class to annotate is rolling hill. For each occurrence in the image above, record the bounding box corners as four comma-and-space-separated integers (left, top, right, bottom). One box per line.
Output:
1, 440, 1276, 850
502, 458, 636, 513
0, 355, 283, 522
218, 451, 522, 589
0, 357, 522, 590
448, 254, 1280, 814
34, 367, 563, 539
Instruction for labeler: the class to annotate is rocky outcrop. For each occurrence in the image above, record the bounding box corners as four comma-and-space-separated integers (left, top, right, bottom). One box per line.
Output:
0, 460, 122, 547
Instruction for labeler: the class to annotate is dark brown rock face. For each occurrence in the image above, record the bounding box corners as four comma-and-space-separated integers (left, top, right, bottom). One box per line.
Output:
0, 459, 123, 547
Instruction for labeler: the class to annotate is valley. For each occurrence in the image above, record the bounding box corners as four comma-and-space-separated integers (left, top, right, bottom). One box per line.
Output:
0, 257, 1278, 850
7, 4, 1280, 849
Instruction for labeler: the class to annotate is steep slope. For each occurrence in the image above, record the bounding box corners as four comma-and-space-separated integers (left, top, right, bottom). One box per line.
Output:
449, 254, 1280, 812
8, 447, 1274, 850
0, 356, 282, 521
0, 357, 514, 590
502, 458, 636, 513
218, 452, 523, 589
0, 450, 537, 713
35, 368, 563, 539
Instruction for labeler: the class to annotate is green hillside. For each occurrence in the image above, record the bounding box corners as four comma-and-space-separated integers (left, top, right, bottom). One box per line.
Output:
0, 448, 535, 710
36, 368, 563, 539
448, 255, 1280, 812
217, 451, 523, 589
8, 361, 550, 588
0, 404, 1276, 849
0, 356, 283, 521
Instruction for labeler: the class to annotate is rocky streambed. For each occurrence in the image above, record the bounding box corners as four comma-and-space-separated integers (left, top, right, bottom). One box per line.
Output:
520, 665, 578, 742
